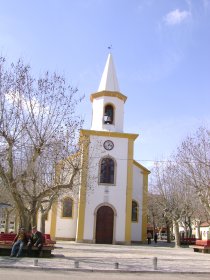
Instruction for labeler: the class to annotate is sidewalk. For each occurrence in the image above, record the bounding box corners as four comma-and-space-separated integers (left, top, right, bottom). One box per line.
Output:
0, 241, 210, 273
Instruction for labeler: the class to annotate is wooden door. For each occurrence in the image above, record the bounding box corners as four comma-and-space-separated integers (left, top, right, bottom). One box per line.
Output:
95, 206, 114, 244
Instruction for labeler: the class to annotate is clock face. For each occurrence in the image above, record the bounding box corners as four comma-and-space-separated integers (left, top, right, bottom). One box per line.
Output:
103, 140, 114, 151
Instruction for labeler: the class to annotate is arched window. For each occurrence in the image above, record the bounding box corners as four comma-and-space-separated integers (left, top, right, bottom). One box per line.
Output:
100, 157, 115, 184
104, 104, 114, 124
131, 200, 138, 222
62, 197, 73, 218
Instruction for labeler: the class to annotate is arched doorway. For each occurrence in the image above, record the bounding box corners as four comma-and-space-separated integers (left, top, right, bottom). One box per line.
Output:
95, 206, 114, 244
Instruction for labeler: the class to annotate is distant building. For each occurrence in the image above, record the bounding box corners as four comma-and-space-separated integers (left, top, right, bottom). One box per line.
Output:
197, 221, 210, 240
0, 203, 15, 233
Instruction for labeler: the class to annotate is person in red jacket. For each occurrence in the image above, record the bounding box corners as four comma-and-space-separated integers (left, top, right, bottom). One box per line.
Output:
10, 228, 28, 257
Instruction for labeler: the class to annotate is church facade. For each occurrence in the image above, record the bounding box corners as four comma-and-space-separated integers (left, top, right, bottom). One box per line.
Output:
43, 54, 150, 244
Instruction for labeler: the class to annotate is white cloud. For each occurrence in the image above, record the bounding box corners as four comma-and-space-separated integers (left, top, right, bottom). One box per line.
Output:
164, 9, 191, 25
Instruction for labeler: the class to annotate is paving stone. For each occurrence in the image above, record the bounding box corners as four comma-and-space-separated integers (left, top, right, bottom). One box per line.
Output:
0, 241, 210, 273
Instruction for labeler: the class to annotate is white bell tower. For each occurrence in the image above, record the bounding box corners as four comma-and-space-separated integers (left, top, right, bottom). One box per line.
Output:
90, 53, 127, 133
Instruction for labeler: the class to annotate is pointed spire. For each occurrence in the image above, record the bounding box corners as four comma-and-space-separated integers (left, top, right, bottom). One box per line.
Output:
98, 53, 120, 92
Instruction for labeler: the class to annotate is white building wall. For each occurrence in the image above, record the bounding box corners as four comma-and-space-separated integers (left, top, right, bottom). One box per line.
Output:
91, 96, 124, 132
131, 164, 144, 241
83, 135, 128, 242
199, 227, 210, 240
41, 210, 52, 234
55, 199, 78, 239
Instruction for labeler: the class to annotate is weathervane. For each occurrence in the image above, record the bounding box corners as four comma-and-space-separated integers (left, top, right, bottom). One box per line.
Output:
108, 45, 113, 52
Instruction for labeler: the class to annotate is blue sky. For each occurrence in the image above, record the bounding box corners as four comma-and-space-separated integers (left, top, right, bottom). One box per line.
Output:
0, 0, 209, 168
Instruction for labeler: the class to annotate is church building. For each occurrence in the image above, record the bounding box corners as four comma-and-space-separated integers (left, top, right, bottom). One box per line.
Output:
44, 53, 150, 244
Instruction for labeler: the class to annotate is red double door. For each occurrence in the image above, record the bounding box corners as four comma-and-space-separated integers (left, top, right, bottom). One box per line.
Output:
95, 206, 114, 244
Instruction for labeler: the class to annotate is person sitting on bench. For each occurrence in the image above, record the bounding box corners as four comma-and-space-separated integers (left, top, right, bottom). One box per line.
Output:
27, 226, 43, 257
10, 227, 28, 257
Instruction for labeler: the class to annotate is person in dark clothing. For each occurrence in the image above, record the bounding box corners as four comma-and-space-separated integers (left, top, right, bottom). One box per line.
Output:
147, 232, 152, 244
27, 226, 43, 257
154, 232, 158, 243
10, 227, 28, 257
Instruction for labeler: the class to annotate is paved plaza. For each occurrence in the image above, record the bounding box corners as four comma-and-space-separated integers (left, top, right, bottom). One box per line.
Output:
0, 241, 210, 273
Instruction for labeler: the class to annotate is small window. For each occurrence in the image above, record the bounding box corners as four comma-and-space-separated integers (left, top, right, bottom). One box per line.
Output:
104, 104, 114, 124
131, 200, 138, 222
100, 157, 115, 184
62, 197, 73, 218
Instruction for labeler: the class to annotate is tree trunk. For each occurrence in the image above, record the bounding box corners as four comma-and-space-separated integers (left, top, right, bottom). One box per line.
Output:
4, 210, 9, 233
153, 220, 156, 239
174, 221, 181, 247
14, 214, 19, 233
197, 223, 202, 239
18, 210, 31, 232
184, 226, 188, 237
40, 213, 47, 234
165, 219, 171, 243
188, 218, 192, 238
31, 212, 37, 228
166, 224, 171, 243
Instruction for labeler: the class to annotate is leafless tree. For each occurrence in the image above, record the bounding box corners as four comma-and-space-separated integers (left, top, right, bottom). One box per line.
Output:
176, 127, 210, 216
147, 192, 166, 234
150, 126, 210, 245
151, 161, 197, 246
0, 56, 84, 231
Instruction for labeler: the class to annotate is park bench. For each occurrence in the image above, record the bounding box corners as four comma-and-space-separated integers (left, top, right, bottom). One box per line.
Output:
180, 237, 197, 245
0, 232, 56, 257
190, 239, 210, 253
